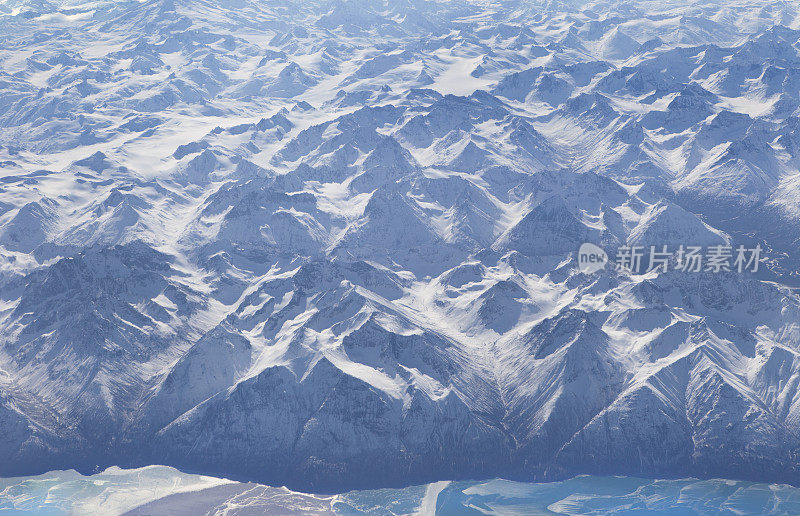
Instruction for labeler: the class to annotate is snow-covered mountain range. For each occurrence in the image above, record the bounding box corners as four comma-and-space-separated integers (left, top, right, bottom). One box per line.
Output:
2, 0, 800, 492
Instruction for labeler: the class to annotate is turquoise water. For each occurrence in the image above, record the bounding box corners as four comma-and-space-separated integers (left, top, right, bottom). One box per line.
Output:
2, 466, 799, 515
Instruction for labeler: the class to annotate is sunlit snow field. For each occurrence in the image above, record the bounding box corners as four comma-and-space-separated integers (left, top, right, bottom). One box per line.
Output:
2, 466, 800, 515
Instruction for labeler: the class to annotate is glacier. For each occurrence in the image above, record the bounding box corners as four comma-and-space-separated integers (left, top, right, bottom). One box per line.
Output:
1, 0, 800, 500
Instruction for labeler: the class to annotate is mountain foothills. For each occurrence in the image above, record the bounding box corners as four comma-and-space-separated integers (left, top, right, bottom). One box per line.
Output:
2, 0, 800, 492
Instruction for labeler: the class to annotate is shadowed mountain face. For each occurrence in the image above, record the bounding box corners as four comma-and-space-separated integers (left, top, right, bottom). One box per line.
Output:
2, 0, 800, 492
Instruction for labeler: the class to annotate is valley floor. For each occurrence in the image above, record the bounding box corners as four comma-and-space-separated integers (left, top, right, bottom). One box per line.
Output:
1, 466, 799, 515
